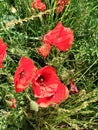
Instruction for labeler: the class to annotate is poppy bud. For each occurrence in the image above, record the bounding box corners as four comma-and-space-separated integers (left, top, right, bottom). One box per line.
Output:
5, 98, 16, 109
11, 6, 17, 13
70, 80, 79, 94
38, 43, 52, 58
30, 100, 39, 112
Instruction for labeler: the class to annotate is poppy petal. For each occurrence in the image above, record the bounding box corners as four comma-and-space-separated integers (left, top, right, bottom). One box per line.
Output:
43, 22, 74, 51
32, 66, 59, 98
37, 96, 53, 107
0, 39, 7, 68
37, 82, 69, 107
52, 82, 69, 104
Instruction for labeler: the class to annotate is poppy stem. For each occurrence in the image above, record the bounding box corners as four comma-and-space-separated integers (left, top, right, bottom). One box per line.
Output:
26, 93, 31, 101
76, 59, 98, 83
5, 9, 51, 29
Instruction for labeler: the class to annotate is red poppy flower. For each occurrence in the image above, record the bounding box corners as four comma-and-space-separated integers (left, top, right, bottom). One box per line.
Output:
14, 57, 37, 93
38, 43, 52, 58
43, 22, 74, 51
32, 65, 69, 107
0, 39, 7, 68
57, 0, 70, 13
70, 80, 79, 94
32, 66, 60, 98
32, 0, 46, 11
37, 82, 69, 107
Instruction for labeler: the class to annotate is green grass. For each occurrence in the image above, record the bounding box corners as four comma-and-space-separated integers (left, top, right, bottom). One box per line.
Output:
0, 0, 98, 130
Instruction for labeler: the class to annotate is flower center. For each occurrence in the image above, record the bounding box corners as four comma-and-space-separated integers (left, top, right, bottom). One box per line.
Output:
37, 75, 44, 84
20, 71, 25, 78
56, 34, 59, 39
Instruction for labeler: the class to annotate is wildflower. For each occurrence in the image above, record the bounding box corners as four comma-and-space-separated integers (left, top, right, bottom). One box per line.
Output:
0, 39, 7, 68
14, 57, 37, 93
38, 43, 52, 58
32, 66, 59, 98
32, 0, 46, 11
57, 0, 70, 13
43, 22, 74, 51
32, 65, 69, 107
70, 80, 79, 94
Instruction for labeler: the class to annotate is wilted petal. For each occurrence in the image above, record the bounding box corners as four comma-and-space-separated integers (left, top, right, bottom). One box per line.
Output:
38, 43, 52, 58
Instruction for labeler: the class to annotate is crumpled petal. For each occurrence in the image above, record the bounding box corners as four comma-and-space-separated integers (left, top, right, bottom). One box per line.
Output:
38, 43, 52, 58
43, 22, 74, 51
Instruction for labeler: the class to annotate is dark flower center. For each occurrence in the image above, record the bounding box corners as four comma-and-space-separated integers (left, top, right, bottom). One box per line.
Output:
37, 75, 44, 84
56, 34, 59, 39
20, 71, 25, 78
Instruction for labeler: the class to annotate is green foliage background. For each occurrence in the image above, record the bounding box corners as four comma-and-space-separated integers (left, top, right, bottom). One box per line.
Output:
0, 0, 98, 130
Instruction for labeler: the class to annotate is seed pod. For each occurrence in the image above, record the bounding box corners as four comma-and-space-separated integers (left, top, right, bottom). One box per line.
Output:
30, 100, 39, 112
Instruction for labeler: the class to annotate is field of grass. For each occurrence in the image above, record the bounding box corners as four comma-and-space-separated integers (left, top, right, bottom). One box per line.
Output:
0, 0, 98, 130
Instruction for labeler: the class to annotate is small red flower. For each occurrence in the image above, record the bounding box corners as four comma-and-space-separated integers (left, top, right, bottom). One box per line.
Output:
14, 57, 37, 93
38, 43, 52, 58
32, 0, 46, 11
57, 0, 70, 13
0, 39, 7, 68
37, 82, 69, 107
32, 65, 69, 107
70, 80, 79, 94
43, 22, 74, 51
